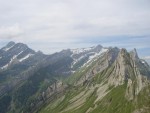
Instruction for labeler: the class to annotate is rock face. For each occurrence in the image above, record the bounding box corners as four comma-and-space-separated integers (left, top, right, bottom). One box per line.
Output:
92, 47, 119, 75
36, 47, 150, 113
74, 47, 150, 102
104, 48, 148, 99
110, 48, 149, 99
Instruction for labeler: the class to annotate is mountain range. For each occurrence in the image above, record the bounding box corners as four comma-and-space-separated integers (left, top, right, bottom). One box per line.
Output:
0, 41, 150, 113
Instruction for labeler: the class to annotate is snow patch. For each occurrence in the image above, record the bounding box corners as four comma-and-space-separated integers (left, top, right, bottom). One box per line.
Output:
3, 45, 14, 51
71, 71, 76, 73
71, 48, 108, 69
19, 54, 34, 62
82, 48, 108, 67
1, 55, 17, 69
17, 51, 23, 55
71, 47, 94, 55
1, 64, 9, 69
71, 55, 86, 68
0, 51, 29, 69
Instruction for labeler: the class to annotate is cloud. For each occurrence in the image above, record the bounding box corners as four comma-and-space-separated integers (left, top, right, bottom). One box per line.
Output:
0, 0, 150, 55
0, 24, 23, 39
142, 56, 150, 60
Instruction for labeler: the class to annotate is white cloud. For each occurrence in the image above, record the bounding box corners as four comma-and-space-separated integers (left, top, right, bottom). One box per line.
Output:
0, 0, 150, 54
142, 56, 150, 60
0, 24, 23, 39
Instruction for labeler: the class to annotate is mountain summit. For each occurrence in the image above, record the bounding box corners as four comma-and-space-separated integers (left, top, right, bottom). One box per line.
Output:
0, 41, 36, 69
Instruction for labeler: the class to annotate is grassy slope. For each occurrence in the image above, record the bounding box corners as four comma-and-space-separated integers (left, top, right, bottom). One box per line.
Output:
39, 82, 150, 113
92, 84, 134, 113
39, 86, 87, 113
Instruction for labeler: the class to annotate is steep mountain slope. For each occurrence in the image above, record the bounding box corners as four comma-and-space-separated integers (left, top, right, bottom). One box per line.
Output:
39, 48, 150, 113
0, 42, 108, 113
0, 42, 47, 96
0, 42, 149, 113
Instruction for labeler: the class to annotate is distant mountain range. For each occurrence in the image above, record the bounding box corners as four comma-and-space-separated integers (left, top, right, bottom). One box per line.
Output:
0, 41, 150, 113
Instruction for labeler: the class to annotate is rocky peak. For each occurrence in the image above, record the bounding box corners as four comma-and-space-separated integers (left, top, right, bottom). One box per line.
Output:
107, 48, 149, 100
14, 43, 30, 51
118, 48, 130, 59
60, 49, 72, 56
92, 44, 103, 52
2, 41, 16, 51
130, 48, 139, 60
6, 41, 15, 47
0, 41, 36, 70
106, 47, 120, 64
107, 48, 129, 86
120, 48, 127, 54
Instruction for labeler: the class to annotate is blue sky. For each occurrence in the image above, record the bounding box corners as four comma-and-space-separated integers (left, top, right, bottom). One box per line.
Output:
0, 0, 150, 59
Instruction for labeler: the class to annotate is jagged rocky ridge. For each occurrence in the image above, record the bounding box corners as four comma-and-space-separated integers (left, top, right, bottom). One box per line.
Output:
0, 42, 107, 113
0, 42, 150, 113
39, 47, 150, 113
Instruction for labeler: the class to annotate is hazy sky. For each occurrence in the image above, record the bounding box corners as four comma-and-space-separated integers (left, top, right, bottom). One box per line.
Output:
0, 0, 150, 58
